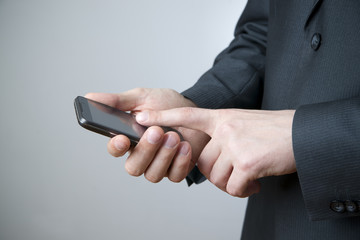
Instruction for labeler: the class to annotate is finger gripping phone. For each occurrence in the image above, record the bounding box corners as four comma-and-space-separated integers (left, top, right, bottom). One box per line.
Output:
74, 96, 181, 146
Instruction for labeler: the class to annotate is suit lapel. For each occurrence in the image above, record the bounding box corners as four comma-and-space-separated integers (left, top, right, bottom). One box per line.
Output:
304, 0, 324, 29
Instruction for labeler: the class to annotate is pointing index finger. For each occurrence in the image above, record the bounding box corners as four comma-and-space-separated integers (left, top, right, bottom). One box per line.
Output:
136, 107, 216, 136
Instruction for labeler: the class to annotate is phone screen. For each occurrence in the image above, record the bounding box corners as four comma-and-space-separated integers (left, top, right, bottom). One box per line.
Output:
75, 96, 146, 141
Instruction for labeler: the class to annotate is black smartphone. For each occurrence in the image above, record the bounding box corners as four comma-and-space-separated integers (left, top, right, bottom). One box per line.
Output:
74, 96, 181, 145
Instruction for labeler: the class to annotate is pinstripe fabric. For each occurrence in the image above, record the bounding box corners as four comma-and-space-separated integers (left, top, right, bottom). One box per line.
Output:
183, 0, 360, 239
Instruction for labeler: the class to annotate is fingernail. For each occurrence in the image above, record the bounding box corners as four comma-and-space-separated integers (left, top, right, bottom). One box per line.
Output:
164, 134, 177, 149
147, 128, 162, 144
136, 112, 149, 123
179, 144, 190, 156
114, 138, 126, 151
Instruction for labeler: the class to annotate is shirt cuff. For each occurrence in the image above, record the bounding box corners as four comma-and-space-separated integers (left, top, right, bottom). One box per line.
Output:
186, 166, 207, 186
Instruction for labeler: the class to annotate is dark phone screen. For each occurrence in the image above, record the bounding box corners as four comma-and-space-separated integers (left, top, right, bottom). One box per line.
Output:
85, 98, 146, 139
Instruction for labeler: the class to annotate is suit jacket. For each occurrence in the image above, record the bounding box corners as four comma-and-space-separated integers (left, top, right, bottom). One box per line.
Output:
183, 0, 360, 239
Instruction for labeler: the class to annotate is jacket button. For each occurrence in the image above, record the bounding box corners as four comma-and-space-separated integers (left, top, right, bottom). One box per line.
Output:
344, 200, 358, 213
330, 200, 345, 213
311, 33, 321, 50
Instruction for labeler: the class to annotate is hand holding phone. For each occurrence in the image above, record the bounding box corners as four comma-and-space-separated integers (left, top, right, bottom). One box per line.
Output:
74, 96, 147, 145
74, 90, 199, 184
74, 96, 182, 146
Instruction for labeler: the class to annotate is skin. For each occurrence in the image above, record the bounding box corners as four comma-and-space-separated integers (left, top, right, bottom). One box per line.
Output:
86, 88, 297, 198
85, 88, 210, 183
136, 107, 297, 197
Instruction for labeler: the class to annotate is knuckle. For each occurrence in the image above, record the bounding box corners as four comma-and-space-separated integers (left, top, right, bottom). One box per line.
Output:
226, 178, 247, 198
84, 92, 94, 98
144, 172, 162, 183
125, 162, 142, 177
168, 174, 183, 183
226, 185, 242, 197
132, 87, 147, 95
209, 173, 226, 189
239, 160, 252, 172
238, 155, 256, 172
128, 88, 150, 105
165, 88, 177, 94
217, 122, 236, 137
238, 192, 248, 198
180, 107, 195, 119
152, 112, 162, 124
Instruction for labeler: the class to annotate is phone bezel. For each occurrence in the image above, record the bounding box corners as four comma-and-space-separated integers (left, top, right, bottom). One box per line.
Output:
74, 96, 141, 145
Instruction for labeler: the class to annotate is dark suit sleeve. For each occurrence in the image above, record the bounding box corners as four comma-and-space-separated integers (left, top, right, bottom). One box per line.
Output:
182, 0, 268, 109
293, 97, 360, 220
184, 0, 269, 185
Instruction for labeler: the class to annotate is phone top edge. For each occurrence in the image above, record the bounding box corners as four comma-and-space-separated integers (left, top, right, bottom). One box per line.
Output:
74, 97, 139, 144
74, 96, 182, 141
74, 96, 93, 122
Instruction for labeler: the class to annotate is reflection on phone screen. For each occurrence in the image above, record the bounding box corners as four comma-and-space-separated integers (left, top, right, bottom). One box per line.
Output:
88, 100, 146, 138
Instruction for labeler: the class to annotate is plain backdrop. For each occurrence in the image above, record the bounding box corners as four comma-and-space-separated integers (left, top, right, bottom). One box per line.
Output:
0, 0, 248, 239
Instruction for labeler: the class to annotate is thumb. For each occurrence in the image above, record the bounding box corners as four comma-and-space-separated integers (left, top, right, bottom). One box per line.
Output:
136, 107, 217, 136
85, 88, 148, 111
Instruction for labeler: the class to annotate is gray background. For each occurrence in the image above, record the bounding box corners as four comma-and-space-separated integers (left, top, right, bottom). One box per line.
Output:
0, 0, 247, 239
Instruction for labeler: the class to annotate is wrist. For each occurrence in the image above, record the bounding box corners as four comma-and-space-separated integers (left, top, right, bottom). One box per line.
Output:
182, 95, 198, 108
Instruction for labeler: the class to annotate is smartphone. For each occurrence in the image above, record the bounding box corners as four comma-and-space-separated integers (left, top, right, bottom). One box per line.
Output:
74, 96, 181, 145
